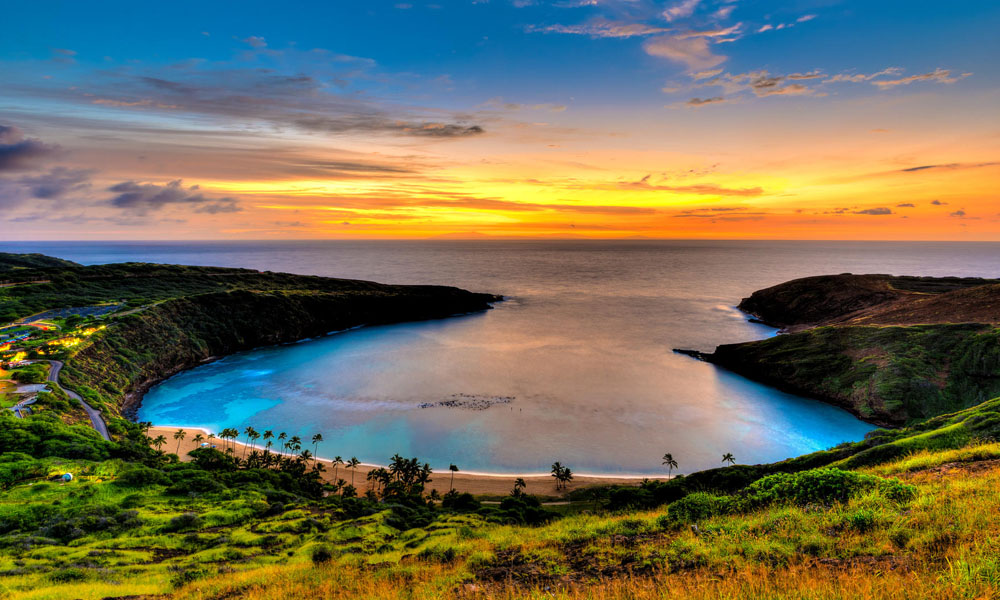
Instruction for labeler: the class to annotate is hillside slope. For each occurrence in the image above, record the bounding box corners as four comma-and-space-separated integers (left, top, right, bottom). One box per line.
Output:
689, 274, 1000, 426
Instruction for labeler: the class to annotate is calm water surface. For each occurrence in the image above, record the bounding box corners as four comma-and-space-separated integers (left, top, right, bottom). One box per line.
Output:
7, 240, 1000, 474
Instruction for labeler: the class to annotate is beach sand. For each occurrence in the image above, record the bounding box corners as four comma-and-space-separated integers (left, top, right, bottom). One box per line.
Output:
148, 426, 664, 497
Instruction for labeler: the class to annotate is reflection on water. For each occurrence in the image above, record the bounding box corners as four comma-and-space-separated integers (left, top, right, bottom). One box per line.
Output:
10, 240, 1000, 474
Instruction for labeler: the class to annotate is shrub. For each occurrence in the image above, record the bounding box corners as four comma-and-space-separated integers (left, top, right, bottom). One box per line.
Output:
739, 468, 915, 510
663, 492, 732, 526
311, 545, 333, 564
164, 471, 224, 496
164, 512, 203, 532
117, 465, 168, 487
441, 490, 481, 512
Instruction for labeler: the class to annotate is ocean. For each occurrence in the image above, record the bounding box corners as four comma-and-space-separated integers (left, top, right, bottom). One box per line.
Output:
6, 240, 1000, 474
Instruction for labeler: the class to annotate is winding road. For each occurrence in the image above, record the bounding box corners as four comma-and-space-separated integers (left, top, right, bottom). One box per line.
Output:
43, 360, 110, 441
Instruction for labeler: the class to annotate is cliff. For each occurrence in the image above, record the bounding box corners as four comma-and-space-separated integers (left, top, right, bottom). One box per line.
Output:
700, 274, 1000, 427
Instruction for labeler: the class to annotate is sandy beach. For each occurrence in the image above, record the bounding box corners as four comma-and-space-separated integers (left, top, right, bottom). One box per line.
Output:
148, 426, 664, 497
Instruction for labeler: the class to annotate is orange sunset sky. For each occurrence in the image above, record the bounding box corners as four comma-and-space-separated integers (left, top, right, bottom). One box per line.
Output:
1, 1, 998, 240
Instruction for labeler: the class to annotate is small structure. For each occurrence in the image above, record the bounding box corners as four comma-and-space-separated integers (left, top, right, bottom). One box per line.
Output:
61, 473, 73, 482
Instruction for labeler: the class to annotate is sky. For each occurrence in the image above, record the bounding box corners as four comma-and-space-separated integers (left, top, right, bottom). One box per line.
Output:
1, 0, 998, 240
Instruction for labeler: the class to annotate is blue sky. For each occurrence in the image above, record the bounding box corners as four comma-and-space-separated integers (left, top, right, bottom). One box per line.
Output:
0, 1, 997, 239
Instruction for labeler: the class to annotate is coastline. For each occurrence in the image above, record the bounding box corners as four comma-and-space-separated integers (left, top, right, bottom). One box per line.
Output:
148, 425, 665, 497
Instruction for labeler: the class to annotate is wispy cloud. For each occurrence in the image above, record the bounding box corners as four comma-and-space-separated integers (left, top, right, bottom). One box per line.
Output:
526, 20, 671, 38
662, 0, 701, 22
872, 68, 970, 89
643, 35, 725, 71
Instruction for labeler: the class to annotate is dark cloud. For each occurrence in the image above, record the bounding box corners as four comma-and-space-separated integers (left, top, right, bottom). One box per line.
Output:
107, 180, 241, 215
0, 125, 58, 171
931, 200, 947, 205
950, 209, 966, 217
17, 167, 93, 198
902, 162, 997, 173
853, 207, 893, 215
37, 63, 487, 139
896, 203, 915, 207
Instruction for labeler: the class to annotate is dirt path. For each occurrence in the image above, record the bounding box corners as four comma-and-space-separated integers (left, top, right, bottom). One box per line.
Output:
43, 360, 111, 441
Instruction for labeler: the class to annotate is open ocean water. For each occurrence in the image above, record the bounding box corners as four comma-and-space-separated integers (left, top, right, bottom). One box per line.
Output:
6, 240, 1000, 474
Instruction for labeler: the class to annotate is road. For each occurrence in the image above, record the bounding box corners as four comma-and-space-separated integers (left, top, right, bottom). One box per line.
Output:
43, 360, 111, 441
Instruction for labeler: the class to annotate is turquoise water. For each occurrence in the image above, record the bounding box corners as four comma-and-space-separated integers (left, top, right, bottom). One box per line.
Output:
11, 240, 999, 474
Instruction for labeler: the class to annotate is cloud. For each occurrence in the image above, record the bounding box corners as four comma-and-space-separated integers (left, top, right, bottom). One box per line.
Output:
35, 65, 487, 140
693, 68, 723, 80
853, 207, 893, 215
931, 200, 947, 205
871, 68, 969, 89
663, 0, 701, 22
16, 167, 93, 199
526, 20, 671, 38
643, 35, 725, 71
107, 180, 241, 215
676, 23, 742, 39
901, 162, 997, 173
757, 24, 773, 32
694, 70, 821, 98
796, 14, 817, 22
0, 125, 58, 171
683, 96, 726, 106
242, 36, 267, 49
896, 203, 915, 207
950, 209, 966, 217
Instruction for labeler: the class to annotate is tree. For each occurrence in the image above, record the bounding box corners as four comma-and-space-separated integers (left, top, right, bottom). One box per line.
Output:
512, 477, 527, 497
662, 453, 678, 477
449, 463, 459, 491
152, 435, 167, 452
551, 462, 564, 490
173, 429, 186, 455
311, 433, 323, 461
192, 433, 204, 446
559, 467, 574, 490
347, 457, 360, 487
722, 452, 736, 466
332, 456, 343, 481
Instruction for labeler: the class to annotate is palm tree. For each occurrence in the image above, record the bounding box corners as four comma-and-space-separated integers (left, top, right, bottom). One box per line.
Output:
243, 426, 258, 459
152, 434, 167, 452
550, 462, 564, 490
173, 429, 186, 454
559, 467, 574, 490
722, 452, 736, 466
512, 477, 527, 496
311, 434, 323, 460
332, 456, 344, 481
192, 433, 204, 447
662, 453, 678, 477
347, 457, 360, 487
449, 463, 459, 491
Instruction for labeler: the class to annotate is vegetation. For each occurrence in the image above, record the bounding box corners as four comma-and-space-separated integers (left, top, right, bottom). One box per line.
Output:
710, 323, 1000, 426
3, 257, 1000, 598
0, 253, 79, 272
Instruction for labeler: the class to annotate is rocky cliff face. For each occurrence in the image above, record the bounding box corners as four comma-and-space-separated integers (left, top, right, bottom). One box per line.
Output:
62, 286, 499, 419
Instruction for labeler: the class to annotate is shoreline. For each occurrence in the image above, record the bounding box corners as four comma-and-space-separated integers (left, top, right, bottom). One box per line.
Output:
148, 425, 666, 497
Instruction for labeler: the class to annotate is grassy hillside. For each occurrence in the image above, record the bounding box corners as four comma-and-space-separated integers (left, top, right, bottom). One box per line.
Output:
709, 324, 1000, 426
2, 403, 999, 599
0, 253, 80, 272
696, 274, 1000, 426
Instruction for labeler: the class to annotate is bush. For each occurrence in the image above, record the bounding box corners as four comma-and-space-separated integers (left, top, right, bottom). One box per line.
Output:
311, 545, 333, 564
441, 490, 481, 512
164, 512, 203, 532
663, 492, 732, 526
739, 468, 915, 510
117, 465, 168, 487
164, 471, 224, 496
